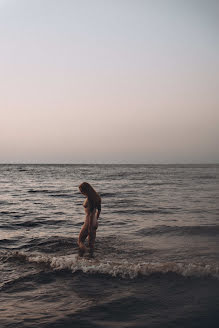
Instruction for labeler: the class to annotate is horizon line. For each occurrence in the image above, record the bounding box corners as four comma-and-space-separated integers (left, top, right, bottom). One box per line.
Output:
0, 163, 218, 165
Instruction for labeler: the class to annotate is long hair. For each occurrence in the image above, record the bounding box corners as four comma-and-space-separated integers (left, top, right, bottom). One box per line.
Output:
79, 182, 101, 211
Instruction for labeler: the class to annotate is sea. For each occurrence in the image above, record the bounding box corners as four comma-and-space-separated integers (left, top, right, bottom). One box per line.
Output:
0, 164, 219, 328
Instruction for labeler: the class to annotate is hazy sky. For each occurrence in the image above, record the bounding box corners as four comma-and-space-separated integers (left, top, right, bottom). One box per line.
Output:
1, 0, 218, 163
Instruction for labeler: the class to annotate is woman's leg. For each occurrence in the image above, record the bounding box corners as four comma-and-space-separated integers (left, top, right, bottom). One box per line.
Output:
78, 224, 88, 256
88, 228, 97, 256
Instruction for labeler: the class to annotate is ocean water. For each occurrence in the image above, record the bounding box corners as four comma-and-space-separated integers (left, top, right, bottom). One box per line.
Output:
0, 164, 219, 328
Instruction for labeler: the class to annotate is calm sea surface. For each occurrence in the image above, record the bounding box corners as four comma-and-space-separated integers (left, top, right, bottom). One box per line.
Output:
0, 164, 219, 327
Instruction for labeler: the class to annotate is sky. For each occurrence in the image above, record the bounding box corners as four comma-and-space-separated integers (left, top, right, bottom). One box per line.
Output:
0, 0, 218, 164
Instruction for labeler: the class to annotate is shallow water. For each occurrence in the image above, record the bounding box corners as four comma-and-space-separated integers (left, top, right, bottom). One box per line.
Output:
0, 164, 219, 327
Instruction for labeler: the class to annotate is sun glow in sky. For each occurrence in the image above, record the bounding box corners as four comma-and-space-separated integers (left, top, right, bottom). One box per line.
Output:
1, 0, 218, 163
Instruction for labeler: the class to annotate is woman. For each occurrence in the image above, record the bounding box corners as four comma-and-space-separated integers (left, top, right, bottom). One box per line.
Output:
78, 182, 101, 256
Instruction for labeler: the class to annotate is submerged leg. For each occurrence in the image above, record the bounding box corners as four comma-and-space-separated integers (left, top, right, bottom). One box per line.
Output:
78, 224, 88, 256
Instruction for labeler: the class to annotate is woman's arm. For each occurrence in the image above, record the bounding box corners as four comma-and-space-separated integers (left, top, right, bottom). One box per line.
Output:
88, 199, 95, 233
88, 210, 96, 234
97, 203, 101, 220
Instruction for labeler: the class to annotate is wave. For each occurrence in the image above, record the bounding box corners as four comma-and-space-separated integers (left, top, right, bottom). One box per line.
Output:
15, 219, 65, 228
2, 251, 219, 280
137, 225, 219, 237
0, 219, 66, 230
113, 209, 173, 215
0, 211, 17, 215
14, 220, 41, 228
28, 189, 74, 198
99, 192, 115, 198
0, 201, 11, 205
28, 189, 48, 193
0, 270, 57, 291
197, 175, 216, 180
0, 239, 16, 246
25, 236, 77, 253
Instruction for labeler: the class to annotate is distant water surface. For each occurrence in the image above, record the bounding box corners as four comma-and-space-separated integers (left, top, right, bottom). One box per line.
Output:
0, 164, 219, 327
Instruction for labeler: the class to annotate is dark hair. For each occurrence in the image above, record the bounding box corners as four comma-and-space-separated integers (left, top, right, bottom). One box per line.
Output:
79, 182, 101, 212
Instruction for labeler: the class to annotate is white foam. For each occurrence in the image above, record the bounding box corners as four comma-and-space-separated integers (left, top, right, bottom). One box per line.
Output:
10, 252, 219, 280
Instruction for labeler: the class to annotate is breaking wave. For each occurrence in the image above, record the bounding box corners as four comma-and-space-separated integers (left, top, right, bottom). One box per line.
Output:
137, 225, 219, 237
2, 251, 219, 280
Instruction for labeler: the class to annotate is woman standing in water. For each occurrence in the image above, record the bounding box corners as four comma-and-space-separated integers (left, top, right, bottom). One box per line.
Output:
78, 182, 101, 256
